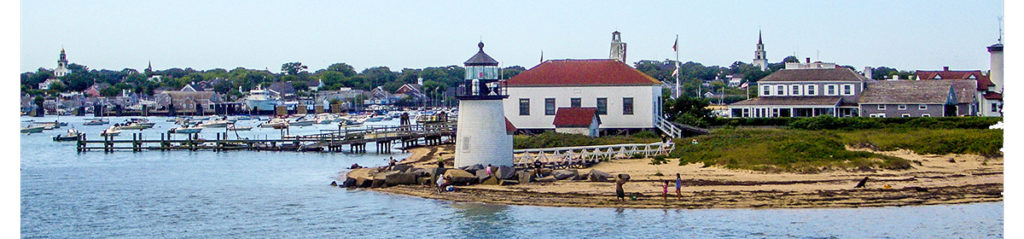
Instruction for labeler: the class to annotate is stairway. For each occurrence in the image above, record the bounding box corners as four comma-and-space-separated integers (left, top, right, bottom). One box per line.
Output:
655, 115, 709, 138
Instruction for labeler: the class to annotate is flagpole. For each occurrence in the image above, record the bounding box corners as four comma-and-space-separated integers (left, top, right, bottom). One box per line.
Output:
674, 34, 680, 99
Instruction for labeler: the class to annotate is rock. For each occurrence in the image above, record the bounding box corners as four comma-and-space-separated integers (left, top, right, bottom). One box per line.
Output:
475, 168, 491, 178
495, 166, 516, 180
343, 177, 356, 187
460, 164, 484, 175
481, 176, 499, 185
589, 170, 611, 182
552, 169, 578, 180
370, 178, 386, 188
444, 169, 477, 185
429, 167, 448, 185
535, 175, 557, 183
386, 172, 419, 186
517, 171, 535, 184
410, 168, 430, 177
354, 177, 373, 187
500, 180, 519, 186
417, 176, 431, 186
330, 181, 338, 186
392, 164, 412, 172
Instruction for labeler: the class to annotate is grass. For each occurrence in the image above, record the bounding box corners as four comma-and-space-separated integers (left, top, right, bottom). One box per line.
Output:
669, 128, 912, 173
513, 131, 660, 149
837, 128, 1003, 158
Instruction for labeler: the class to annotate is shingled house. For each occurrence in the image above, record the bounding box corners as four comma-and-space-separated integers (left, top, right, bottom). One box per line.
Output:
552, 107, 601, 137
858, 81, 958, 117
728, 68, 867, 118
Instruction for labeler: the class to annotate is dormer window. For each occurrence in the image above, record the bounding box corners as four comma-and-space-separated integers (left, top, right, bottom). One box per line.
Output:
934, 75, 942, 80
776, 85, 785, 96
968, 75, 977, 79
762, 85, 771, 96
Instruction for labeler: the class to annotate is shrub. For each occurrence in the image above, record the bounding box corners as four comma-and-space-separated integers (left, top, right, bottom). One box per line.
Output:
788, 116, 1001, 130
650, 155, 669, 165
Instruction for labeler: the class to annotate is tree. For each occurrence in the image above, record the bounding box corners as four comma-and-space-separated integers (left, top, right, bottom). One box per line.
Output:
326, 63, 357, 77
502, 66, 526, 79
33, 96, 44, 108
281, 62, 308, 75
663, 96, 712, 127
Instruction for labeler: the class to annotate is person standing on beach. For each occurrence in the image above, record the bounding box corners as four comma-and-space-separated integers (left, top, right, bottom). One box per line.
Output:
615, 176, 626, 201
675, 174, 682, 200
662, 181, 669, 201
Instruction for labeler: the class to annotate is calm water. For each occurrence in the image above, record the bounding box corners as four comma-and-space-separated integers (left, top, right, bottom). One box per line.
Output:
21, 116, 1003, 238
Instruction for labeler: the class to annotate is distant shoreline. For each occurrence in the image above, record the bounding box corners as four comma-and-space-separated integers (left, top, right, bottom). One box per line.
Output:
343, 145, 1003, 209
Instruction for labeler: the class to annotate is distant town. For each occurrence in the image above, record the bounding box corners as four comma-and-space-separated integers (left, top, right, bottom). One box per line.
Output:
21, 30, 1003, 132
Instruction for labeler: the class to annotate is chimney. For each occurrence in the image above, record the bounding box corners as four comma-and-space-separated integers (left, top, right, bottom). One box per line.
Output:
806, 57, 811, 63
863, 67, 873, 79
943, 66, 949, 71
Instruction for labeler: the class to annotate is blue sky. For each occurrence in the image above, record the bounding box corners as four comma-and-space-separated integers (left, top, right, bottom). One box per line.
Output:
20, 0, 1003, 73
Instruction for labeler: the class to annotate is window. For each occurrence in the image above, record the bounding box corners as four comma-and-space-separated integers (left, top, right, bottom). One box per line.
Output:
806, 85, 817, 95
870, 113, 887, 118
518, 98, 530, 116
776, 85, 785, 95
571, 98, 581, 108
762, 85, 771, 96
622, 97, 634, 115
992, 103, 998, 112
544, 98, 555, 115
596, 98, 607, 115
826, 85, 837, 95
877, 105, 886, 110
918, 104, 927, 110
790, 85, 802, 96
898, 104, 907, 110
842, 84, 854, 95
921, 114, 930, 117
901, 114, 910, 117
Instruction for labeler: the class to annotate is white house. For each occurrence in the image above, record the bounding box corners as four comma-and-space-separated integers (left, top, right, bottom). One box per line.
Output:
552, 107, 601, 137
503, 59, 662, 133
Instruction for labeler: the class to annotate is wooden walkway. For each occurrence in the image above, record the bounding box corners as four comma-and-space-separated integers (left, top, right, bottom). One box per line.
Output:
76, 123, 456, 153
512, 142, 675, 168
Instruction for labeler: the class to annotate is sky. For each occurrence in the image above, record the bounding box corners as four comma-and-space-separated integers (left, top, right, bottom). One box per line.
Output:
20, 0, 1004, 74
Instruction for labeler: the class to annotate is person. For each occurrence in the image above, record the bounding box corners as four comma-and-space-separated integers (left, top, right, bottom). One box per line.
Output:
675, 173, 683, 200
436, 175, 447, 193
486, 164, 493, 176
662, 181, 669, 201
388, 156, 396, 170
437, 157, 444, 169
615, 176, 626, 201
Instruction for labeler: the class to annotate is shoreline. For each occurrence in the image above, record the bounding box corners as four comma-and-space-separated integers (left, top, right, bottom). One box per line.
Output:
344, 145, 1003, 209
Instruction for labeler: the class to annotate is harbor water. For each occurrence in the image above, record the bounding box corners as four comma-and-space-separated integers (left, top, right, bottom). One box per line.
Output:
21, 116, 1003, 238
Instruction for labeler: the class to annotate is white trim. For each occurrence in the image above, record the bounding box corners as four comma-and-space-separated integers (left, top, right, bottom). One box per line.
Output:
805, 85, 817, 96
762, 85, 772, 96
901, 114, 910, 117
877, 104, 886, 110
921, 114, 930, 117
775, 85, 786, 96
918, 104, 927, 110
841, 84, 854, 96
898, 104, 907, 110
790, 85, 802, 96
825, 84, 838, 96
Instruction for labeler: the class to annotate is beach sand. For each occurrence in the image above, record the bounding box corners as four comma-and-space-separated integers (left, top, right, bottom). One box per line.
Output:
349, 145, 1003, 209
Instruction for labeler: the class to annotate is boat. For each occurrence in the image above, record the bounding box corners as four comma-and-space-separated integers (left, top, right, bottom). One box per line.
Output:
260, 118, 290, 129
115, 118, 155, 130
289, 116, 316, 127
365, 116, 385, 123
83, 118, 109, 125
36, 121, 67, 130
198, 119, 231, 128
53, 129, 83, 141
168, 126, 203, 134
244, 86, 282, 112
21, 125, 45, 134
100, 126, 121, 136
227, 125, 253, 131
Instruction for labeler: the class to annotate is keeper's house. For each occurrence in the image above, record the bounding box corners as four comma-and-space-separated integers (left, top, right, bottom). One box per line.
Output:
502, 59, 663, 134
728, 67, 867, 118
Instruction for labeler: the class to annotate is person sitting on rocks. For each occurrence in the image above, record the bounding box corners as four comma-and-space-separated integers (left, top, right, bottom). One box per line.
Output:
436, 175, 446, 193
388, 157, 397, 170
486, 164, 493, 176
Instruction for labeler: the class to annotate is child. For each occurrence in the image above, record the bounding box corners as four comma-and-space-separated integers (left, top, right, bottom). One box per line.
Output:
662, 181, 669, 201
676, 173, 683, 200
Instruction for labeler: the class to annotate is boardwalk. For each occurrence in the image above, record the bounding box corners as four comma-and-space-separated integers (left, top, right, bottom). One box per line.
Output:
512, 142, 675, 168
76, 123, 456, 153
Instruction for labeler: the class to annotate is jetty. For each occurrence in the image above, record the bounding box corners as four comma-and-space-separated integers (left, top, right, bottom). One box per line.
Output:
75, 123, 455, 153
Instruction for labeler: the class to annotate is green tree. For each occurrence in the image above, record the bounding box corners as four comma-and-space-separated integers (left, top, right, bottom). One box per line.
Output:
664, 96, 712, 127
326, 63, 357, 77
281, 62, 308, 75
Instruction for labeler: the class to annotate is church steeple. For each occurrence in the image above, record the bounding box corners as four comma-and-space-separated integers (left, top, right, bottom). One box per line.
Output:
752, 30, 767, 71
55, 48, 69, 77
609, 31, 627, 62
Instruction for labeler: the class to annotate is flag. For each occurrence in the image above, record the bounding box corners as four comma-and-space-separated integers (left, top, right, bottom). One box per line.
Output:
672, 35, 678, 52
671, 68, 679, 77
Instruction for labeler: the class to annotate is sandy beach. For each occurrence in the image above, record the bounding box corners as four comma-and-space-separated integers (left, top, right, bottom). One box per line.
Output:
346, 144, 1003, 209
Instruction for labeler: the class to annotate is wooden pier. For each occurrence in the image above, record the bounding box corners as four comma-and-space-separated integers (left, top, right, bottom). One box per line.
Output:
76, 123, 456, 154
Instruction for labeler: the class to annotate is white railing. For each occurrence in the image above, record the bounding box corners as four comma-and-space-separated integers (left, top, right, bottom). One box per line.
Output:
656, 115, 683, 138
512, 142, 676, 167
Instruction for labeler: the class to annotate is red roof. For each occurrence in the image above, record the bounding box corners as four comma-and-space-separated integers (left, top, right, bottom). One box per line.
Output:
916, 70, 994, 91
504, 117, 516, 132
507, 59, 660, 86
552, 107, 600, 127
984, 92, 1003, 100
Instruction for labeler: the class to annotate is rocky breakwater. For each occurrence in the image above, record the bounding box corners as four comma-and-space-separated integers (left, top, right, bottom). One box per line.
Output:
336, 164, 615, 189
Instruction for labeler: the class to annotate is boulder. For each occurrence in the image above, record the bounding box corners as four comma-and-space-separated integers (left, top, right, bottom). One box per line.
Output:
552, 169, 578, 180
517, 171, 535, 184
409, 168, 430, 177
535, 175, 557, 183
392, 164, 412, 172
481, 176, 499, 185
576, 171, 590, 181
370, 178, 386, 188
589, 170, 612, 182
429, 168, 448, 184
330, 181, 338, 186
342, 177, 356, 187
354, 177, 373, 187
460, 164, 484, 175
500, 180, 519, 186
417, 176, 431, 186
475, 168, 491, 178
444, 169, 477, 185
385, 172, 419, 186
495, 166, 516, 180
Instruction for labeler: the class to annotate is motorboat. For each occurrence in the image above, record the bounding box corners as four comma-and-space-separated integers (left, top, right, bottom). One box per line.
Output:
53, 129, 83, 141
100, 126, 122, 137
244, 86, 282, 112
21, 125, 45, 134
168, 125, 203, 134
198, 119, 231, 128
83, 118, 109, 126
116, 118, 155, 130
260, 118, 290, 129
289, 116, 316, 127
227, 125, 253, 131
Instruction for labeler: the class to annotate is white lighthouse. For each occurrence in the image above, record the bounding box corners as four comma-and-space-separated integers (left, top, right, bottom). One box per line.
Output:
454, 42, 513, 168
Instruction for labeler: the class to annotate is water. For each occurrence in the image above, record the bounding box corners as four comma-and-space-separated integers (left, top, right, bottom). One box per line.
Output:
21, 116, 1003, 238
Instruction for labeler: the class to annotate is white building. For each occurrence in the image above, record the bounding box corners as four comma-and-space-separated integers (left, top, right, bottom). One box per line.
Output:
752, 31, 767, 71
454, 42, 513, 168
503, 59, 662, 132
54, 48, 69, 77
38, 78, 62, 90
785, 58, 837, 70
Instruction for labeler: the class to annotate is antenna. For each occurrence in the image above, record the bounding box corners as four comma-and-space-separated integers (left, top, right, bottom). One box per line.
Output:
998, 16, 1003, 43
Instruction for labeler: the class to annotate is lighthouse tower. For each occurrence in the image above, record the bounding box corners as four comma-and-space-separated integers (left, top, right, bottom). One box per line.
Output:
454, 42, 513, 168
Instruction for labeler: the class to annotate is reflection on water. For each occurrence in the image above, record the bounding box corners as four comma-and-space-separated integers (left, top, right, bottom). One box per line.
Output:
20, 116, 1003, 238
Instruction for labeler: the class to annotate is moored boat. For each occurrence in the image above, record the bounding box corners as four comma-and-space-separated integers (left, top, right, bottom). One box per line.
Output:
21, 125, 45, 134
227, 125, 253, 131
83, 118, 109, 125
168, 126, 203, 134
53, 129, 83, 141
260, 118, 290, 129
100, 126, 121, 136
